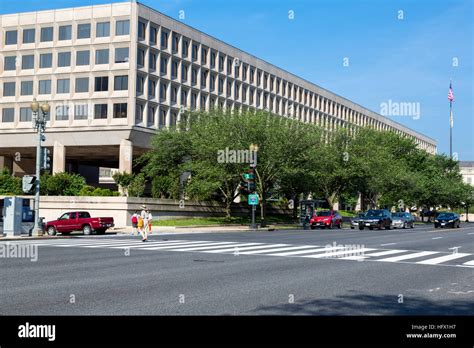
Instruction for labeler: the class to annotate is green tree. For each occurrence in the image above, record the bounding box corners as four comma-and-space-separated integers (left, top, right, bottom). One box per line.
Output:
0, 168, 22, 195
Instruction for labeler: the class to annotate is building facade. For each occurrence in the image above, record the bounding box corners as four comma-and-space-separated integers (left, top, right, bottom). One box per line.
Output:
459, 161, 474, 186
0, 1, 437, 183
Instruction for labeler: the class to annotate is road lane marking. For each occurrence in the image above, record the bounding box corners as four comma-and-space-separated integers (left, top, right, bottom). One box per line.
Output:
417, 253, 471, 265
194, 244, 288, 253
432, 237, 443, 240
462, 260, 474, 266
84, 240, 205, 248
172, 243, 272, 252
131, 241, 238, 250
380, 243, 397, 246
364, 250, 408, 257
141, 242, 260, 251
302, 248, 376, 259
238, 245, 318, 255
269, 246, 343, 257
376, 251, 439, 262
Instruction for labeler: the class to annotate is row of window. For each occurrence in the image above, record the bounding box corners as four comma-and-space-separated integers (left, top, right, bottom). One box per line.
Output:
1, 103, 128, 123
2, 76, 128, 96
3, 47, 129, 70
3, 20, 130, 45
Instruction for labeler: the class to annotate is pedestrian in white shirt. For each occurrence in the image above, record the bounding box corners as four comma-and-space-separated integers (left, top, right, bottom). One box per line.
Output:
140, 205, 148, 242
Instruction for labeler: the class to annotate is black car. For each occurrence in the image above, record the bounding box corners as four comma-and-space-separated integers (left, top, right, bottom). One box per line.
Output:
434, 212, 460, 228
359, 209, 392, 230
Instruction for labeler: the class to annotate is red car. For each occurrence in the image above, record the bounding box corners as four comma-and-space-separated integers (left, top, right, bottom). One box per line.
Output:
44, 211, 114, 236
310, 210, 343, 229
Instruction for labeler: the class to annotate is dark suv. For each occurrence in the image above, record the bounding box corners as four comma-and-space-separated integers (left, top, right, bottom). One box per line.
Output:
359, 209, 392, 230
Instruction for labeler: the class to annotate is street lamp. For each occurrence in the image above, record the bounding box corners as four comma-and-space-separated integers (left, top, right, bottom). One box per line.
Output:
31, 98, 50, 236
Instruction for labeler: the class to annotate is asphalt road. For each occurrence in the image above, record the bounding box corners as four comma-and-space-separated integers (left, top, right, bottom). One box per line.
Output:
1, 223, 473, 315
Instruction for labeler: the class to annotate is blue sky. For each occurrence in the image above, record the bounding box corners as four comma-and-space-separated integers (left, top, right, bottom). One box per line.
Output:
1, 0, 472, 159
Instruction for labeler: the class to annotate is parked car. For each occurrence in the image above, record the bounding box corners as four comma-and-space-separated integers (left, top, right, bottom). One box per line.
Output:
434, 212, 460, 228
358, 209, 392, 230
350, 212, 366, 229
44, 211, 114, 236
391, 212, 415, 229
310, 210, 343, 229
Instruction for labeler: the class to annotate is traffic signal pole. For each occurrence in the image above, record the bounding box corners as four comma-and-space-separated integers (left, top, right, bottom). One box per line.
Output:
32, 124, 42, 236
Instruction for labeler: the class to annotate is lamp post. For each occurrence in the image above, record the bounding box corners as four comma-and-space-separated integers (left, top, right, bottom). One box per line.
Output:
31, 98, 50, 236
249, 143, 259, 229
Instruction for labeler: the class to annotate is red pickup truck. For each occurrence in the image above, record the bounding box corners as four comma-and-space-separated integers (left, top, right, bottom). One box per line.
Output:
44, 211, 114, 236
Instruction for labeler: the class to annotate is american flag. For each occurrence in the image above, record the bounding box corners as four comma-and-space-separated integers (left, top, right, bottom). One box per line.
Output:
448, 82, 454, 101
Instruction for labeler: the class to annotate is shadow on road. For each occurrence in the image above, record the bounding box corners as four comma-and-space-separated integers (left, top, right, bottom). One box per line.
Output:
248, 291, 473, 315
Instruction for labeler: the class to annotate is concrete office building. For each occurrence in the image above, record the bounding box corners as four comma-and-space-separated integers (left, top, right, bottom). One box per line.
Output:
0, 1, 437, 183
459, 161, 474, 186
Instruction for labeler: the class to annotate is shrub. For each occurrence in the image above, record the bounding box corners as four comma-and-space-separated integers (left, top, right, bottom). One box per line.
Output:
79, 185, 119, 196
44, 172, 86, 196
0, 168, 22, 195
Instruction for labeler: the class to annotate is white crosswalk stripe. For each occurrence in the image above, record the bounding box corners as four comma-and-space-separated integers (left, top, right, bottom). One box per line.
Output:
2, 238, 474, 268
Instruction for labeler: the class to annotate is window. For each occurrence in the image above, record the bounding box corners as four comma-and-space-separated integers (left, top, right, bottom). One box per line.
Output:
113, 103, 127, 118
38, 80, 51, 94
5, 30, 17, 45
76, 50, 90, 66
20, 81, 33, 96
181, 89, 188, 105
58, 25, 72, 40
94, 76, 108, 92
2, 108, 14, 123
210, 74, 216, 91
160, 57, 168, 75
161, 30, 169, 49
136, 75, 144, 94
234, 65, 239, 78
40, 27, 53, 42
138, 21, 147, 41
242, 65, 247, 81
39, 53, 52, 68
74, 104, 89, 120
201, 95, 207, 108
210, 51, 216, 68
227, 81, 232, 97
136, 104, 144, 123
150, 26, 157, 45
182, 38, 189, 57
250, 68, 255, 83
192, 44, 198, 61
3, 82, 15, 96
171, 60, 178, 79
57, 79, 70, 94
148, 79, 156, 97
23, 29, 35, 43
4, 56, 16, 70
160, 82, 167, 100
181, 64, 188, 82
171, 85, 178, 103
96, 22, 110, 37
218, 77, 224, 94
116, 20, 130, 36
148, 106, 155, 126
20, 107, 33, 122
219, 55, 224, 71
172, 34, 179, 52
58, 52, 71, 67
75, 77, 89, 93
227, 57, 232, 75
201, 47, 208, 64
55, 105, 69, 120
95, 49, 109, 64
115, 47, 129, 63
21, 55, 34, 69
77, 23, 91, 39
94, 104, 108, 119
114, 75, 128, 91
149, 51, 157, 70
191, 68, 197, 85
159, 109, 166, 128
201, 70, 208, 88
170, 111, 177, 127
137, 48, 145, 67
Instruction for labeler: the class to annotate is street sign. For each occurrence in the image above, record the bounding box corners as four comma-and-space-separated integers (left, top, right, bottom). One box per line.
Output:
243, 173, 254, 180
248, 194, 259, 205
22, 175, 36, 193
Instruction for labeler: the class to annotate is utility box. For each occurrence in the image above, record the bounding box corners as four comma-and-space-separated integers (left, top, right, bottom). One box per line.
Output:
3, 197, 23, 237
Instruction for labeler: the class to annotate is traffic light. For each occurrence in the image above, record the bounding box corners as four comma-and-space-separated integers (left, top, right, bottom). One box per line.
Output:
239, 168, 256, 195
22, 175, 36, 193
41, 147, 51, 170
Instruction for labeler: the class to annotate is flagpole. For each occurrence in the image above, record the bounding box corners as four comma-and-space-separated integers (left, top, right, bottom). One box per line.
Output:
450, 99, 452, 159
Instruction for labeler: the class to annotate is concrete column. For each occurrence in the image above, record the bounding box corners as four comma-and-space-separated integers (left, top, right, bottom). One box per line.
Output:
53, 141, 66, 174
119, 139, 133, 173
0, 155, 13, 172
355, 193, 362, 211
